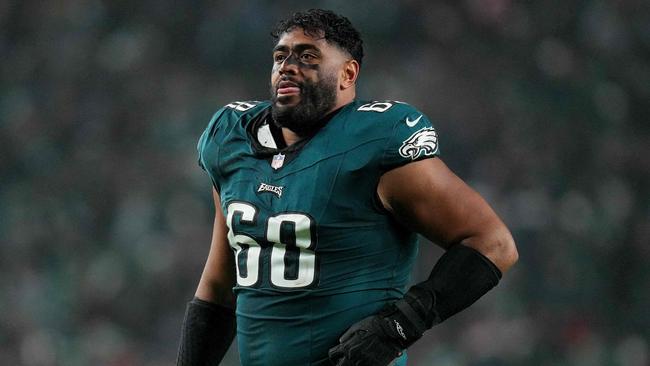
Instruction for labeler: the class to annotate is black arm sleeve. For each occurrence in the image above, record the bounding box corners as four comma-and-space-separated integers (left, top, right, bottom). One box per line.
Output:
391, 244, 502, 346
417, 243, 501, 323
176, 297, 236, 366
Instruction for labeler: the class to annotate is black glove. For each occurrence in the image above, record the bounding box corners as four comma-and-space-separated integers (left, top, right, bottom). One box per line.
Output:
328, 297, 426, 366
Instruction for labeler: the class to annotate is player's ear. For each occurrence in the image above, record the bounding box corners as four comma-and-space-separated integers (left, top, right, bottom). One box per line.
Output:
340, 60, 359, 90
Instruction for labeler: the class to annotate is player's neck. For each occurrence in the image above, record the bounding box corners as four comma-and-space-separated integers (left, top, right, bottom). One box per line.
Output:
281, 127, 302, 146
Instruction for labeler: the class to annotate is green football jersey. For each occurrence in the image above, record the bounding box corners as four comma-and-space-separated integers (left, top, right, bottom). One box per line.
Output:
197, 99, 440, 366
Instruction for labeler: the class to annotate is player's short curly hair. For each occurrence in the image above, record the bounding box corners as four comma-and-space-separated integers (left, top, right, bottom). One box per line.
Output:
271, 9, 364, 67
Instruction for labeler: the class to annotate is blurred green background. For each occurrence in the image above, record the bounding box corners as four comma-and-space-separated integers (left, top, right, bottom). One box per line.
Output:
1, 0, 649, 365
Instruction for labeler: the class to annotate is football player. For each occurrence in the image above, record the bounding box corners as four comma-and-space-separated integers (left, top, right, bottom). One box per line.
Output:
177, 9, 518, 366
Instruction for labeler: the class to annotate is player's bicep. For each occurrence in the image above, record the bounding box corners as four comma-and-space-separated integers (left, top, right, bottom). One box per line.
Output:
377, 158, 514, 269
195, 187, 236, 307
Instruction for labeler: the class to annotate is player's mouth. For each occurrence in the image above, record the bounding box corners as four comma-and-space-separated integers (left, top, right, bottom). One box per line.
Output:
276, 80, 301, 97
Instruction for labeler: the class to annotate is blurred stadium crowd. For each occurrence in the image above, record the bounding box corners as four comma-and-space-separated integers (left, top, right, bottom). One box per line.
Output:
1, 1, 649, 365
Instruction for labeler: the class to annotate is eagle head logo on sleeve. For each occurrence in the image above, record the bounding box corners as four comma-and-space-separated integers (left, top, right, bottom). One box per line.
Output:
399, 127, 439, 160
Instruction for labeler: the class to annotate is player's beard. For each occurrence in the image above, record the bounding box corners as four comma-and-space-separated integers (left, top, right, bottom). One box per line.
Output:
270, 74, 337, 137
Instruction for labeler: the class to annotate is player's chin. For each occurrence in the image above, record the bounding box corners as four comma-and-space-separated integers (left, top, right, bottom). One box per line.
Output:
274, 93, 301, 106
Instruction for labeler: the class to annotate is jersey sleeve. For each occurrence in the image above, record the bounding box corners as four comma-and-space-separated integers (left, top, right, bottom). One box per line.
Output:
197, 101, 268, 194
197, 107, 227, 171
197, 100, 265, 170
380, 102, 440, 171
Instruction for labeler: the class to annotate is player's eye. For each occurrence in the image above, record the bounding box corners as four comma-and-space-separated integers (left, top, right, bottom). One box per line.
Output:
300, 53, 316, 62
274, 53, 287, 63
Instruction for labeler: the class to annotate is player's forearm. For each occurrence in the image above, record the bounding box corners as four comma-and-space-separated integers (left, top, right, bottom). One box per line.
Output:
195, 279, 236, 308
194, 244, 237, 308
389, 242, 505, 337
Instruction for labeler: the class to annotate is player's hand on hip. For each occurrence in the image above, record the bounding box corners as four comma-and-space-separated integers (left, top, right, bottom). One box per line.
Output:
328, 314, 406, 366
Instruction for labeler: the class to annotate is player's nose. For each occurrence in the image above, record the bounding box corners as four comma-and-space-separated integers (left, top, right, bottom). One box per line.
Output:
278, 54, 299, 75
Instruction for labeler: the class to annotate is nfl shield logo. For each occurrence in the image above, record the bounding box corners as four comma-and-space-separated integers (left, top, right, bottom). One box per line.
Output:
271, 153, 285, 170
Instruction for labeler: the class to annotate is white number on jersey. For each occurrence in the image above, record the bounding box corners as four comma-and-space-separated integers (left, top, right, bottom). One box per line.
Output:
357, 101, 394, 113
226, 202, 317, 289
226, 101, 260, 111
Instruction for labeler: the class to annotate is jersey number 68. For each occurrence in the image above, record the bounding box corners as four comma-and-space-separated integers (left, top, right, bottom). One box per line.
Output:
225, 202, 318, 289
